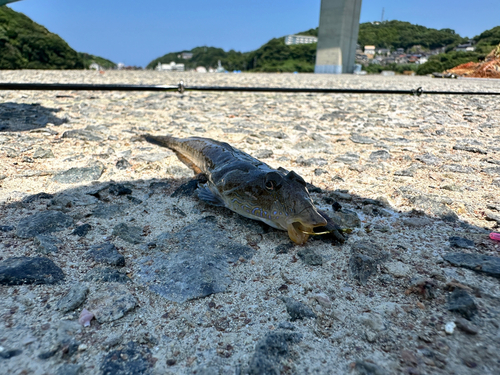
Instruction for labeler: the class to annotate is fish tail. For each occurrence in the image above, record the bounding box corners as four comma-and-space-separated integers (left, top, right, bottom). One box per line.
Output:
143, 134, 178, 149
143, 134, 203, 174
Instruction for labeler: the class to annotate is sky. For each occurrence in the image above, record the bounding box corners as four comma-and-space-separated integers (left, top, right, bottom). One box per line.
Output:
8, 0, 500, 67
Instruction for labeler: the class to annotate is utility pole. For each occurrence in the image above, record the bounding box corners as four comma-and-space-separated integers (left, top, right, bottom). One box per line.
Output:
381, 7, 385, 22
314, 0, 363, 74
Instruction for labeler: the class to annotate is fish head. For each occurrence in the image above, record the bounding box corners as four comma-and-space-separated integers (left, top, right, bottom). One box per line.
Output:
243, 169, 327, 244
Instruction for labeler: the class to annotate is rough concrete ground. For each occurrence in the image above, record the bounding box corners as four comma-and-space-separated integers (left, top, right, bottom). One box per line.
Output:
0, 71, 499, 375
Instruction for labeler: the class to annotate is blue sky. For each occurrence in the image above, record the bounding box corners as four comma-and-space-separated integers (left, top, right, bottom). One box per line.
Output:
8, 0, 500, 67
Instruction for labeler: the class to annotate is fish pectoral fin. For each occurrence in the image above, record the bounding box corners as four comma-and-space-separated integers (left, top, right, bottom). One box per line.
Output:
197, 186, 226, 207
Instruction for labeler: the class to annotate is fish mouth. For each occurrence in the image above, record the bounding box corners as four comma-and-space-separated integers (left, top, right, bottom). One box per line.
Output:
286, 208, 328, 245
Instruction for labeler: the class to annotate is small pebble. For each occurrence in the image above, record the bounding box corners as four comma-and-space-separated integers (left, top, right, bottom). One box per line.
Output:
445, 321, 456, 334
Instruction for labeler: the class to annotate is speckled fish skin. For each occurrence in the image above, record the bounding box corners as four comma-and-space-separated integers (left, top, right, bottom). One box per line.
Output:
144, 134, 331, 244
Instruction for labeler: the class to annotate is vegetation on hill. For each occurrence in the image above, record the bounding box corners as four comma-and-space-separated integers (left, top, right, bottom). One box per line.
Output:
147, 46, 246, 71
78, 52, 116, 69
358, 21, 464, 50
148, 21, 473, 73
416, 26, 500, 75
0, 5, 83, 69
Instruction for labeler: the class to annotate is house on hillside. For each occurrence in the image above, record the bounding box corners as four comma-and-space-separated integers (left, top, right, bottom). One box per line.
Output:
284, 35, 318, 45
455, 42, 476, 52
89, 62, 103, 71
376, 48, 391, 56
156, 62, 185, 72
417, 56, 428, 64
364, 45, 376, 57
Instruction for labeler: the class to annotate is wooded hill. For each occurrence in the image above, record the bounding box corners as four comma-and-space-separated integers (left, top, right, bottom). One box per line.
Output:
148, 21, 477, 73
0, 5, 115, 69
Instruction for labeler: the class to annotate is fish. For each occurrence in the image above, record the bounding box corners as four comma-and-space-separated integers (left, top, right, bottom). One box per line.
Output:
144, 134, 345, 245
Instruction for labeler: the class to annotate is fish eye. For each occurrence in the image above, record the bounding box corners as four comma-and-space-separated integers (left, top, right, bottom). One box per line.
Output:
264, 172, 283, 191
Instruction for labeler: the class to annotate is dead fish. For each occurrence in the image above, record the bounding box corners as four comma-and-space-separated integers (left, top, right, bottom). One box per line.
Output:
144, 134, 344, 245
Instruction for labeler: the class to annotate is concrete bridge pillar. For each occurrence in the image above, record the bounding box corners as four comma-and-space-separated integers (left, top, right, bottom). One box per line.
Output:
315, 0, 362, 74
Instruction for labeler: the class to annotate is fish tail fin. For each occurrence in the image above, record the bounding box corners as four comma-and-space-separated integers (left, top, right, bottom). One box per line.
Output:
143, 134, 203, 174
143, 134, 177, 149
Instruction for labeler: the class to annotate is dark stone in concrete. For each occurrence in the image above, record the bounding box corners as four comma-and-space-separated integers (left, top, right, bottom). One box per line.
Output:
109, 183, 132, 196
86, 243, 125, 267
329, 209, 361, 228
369, 150, 391, 161
127, 195, 143, 205
447, 288, 478, 320
84, 267, 130, 283
61, 129, 103, 142
247, 332, 302, 375
297, 248, 323, 266
280, 297, 316, 321
148, 181, 170, 192
53, 161, 104, 184
350, 253, 378, 285
354, 360, 388, 375
170, 179, 198, 198
100, 342, 153, 375
56, 283, 89, 313
115, 157, 131, 170
259, 130, 287, 139
350, 134, 376, 144
296, 156, 327, 167
449, 236, 474, 249
0, 257, 64, 285
135, 217, 254, 303
0, 349, 22, 359
87, 284, 136, 323
91, 204, 124, 219
22, 192, 54, 204
33, 148, 55, 159
453, 144, 487, 154
112, 223, 143, 244
49, 193, 98, 208
335, 153, 360, 165
34, 234, 61, 254
253, 149, 273, 159
275, 243, 295, 254
408, 195, 458, 222
415, 153, 442, 165
0, 225, 14, 232
443, 252, 500, 279
16, 210, 73, 238
55, 364, 83, 375
72, 224, 91, 237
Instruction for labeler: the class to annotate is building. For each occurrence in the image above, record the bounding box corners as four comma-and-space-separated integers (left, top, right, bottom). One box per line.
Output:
455, 42, 476, 52
156, 62, 185, 72
285, 35, 318, 45
180, 52, 193, 59
376, 48, 390, 56
417, 56, 428, 64
89, 62, 103, 71
364, 45, 376, 58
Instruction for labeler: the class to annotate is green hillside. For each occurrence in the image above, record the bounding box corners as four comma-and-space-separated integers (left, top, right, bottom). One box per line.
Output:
0, 5, 83, 69
79, 52, 116, 69
147, 46, 246, 71
147, 21, 470, 73
358, 20, 463, 50
416, 26, 500, 75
